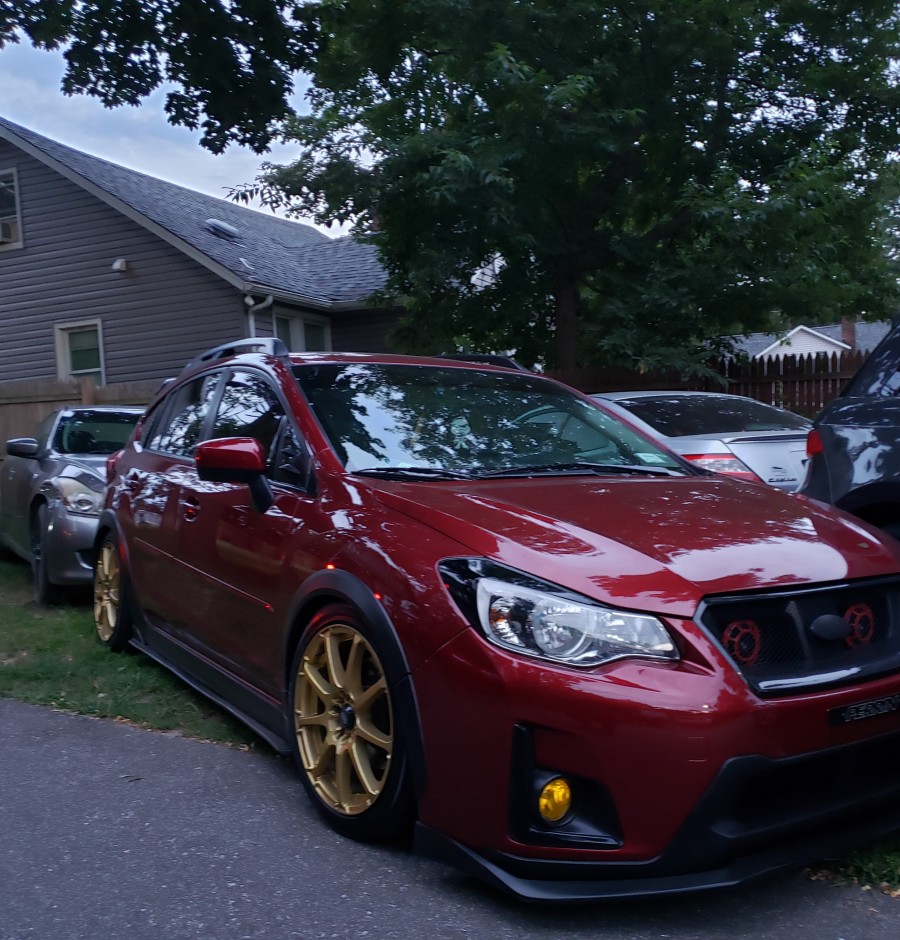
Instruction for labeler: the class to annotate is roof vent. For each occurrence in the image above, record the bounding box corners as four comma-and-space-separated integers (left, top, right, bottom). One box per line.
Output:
205, 218, 240, 239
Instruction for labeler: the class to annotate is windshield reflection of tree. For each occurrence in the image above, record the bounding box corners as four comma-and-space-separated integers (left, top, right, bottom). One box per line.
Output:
299, 365, 672, 472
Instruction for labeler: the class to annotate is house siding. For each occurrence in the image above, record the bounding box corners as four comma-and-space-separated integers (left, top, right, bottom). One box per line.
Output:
761, 332, 845, 360
0, 139, 247, 383
330, 308, 403, 353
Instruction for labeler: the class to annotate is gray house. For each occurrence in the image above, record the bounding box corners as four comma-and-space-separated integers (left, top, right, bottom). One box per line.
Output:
0, 116, 398, 386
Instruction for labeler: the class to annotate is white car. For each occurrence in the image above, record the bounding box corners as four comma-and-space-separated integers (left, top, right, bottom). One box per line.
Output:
593, 390, 812, 491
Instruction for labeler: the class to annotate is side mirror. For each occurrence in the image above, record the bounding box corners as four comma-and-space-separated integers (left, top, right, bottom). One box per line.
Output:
6, 438, 39, 459
195, 437, 273, 512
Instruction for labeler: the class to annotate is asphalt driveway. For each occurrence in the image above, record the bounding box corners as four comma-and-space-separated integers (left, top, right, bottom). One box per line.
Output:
1, 697, 898, 940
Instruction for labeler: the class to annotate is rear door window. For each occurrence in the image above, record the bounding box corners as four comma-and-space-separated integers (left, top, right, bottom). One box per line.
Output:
147, 372, 222, 457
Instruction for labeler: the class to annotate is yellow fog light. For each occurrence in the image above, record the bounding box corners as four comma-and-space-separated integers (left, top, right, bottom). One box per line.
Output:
538, 777, 572, 823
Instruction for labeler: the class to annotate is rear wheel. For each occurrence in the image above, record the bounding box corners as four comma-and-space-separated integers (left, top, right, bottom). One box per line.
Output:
93, 534, 134, 652
31, 504, 62, 607
289, 604, 414, 841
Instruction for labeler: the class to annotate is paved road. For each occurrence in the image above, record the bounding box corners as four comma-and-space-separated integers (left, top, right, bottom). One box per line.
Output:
1, 698, 898, 940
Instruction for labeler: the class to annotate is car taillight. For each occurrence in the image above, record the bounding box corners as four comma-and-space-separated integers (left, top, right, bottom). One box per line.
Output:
682, 454, 762, 482
106, 449, 123, 484
806, 429, 824, 458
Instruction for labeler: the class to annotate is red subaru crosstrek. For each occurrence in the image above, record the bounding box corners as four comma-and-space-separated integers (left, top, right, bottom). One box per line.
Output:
94, 340, 900, 900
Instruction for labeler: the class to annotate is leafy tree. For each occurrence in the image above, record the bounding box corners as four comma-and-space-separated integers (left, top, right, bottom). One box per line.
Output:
0, 0, 304, 152
5, 2, 900, 375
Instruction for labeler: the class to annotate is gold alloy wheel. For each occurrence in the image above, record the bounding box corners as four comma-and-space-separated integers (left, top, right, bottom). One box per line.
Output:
94, 541, 120, 642
294, 624, 394, 816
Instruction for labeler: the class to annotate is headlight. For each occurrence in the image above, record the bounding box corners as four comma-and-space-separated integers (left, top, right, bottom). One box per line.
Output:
441, 560, 678, 668
57, 478, 105, 516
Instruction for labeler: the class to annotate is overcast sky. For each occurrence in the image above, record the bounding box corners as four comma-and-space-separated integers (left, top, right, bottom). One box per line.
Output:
0, 41, 325, 225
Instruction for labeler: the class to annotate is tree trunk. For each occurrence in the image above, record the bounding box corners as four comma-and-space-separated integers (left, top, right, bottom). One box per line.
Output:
553, 275, 579, 382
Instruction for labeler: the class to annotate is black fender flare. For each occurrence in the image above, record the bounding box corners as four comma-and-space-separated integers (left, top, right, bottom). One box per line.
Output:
284, 568, 428, 798
94, 509, 132, 574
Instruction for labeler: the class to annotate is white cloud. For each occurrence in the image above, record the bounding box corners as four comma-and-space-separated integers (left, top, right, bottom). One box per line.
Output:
0, 42, 336, 227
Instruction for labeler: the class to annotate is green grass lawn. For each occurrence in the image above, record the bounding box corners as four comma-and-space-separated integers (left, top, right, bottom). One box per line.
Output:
0, 553, 898, 891
0, 553, 259, 748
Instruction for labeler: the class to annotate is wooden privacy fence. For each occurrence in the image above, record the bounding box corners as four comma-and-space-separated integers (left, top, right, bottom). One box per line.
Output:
0, 377, 159, 446
720, 351, 866, 416
559, 350, 868, 418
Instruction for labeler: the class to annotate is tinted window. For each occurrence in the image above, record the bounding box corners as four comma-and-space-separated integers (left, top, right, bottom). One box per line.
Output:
210, 370, 285, 461
841, 326, 900, 398
613, 395, 810, 436
53, 410, 140, 455
295, 363, 681, 474
148, 373, 221, 457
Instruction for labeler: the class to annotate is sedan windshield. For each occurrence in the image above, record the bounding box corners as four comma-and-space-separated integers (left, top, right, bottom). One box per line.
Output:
294, 364, 685, 476
53, 410, 140, 455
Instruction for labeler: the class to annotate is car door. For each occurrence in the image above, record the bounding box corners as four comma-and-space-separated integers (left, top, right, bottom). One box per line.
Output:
122, 370, 224, 631
0, 410, 59, 556
167, 368, 320, 696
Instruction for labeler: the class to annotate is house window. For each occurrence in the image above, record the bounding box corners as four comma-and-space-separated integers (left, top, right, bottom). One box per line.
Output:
56, 320, 105, 385
274, 314, 331, 352
0, 168, 23, 251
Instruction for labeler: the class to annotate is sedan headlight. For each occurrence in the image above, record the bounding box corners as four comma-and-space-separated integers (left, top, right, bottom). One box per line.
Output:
57, 477, 105, 516
440, 560, 678, 668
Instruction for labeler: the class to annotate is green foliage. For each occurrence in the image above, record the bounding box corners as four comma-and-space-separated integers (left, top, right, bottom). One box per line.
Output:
248, 0, 900, 372
0, 0, 306, 152
6, 2, 900, 370
0, 555, 259, 747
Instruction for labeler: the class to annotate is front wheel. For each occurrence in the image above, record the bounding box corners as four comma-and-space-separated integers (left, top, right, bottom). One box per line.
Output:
288, 604, 414, 841
93, 534, 134, 652
31, 504, 62, 607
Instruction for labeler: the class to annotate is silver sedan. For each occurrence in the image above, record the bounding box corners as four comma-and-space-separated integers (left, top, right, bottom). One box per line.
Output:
0, 406, 143, 604
593, 390, 812, 491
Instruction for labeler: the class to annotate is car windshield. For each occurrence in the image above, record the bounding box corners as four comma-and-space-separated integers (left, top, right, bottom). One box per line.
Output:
53, 410, 140, 455
610, 395, 811, 437
294, 363, 685, 476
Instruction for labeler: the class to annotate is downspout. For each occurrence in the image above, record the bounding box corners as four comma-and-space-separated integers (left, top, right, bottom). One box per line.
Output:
244, 294, 274, 337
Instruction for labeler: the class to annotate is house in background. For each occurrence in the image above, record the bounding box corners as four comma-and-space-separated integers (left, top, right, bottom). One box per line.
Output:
0, 116, 399, 387
732, 320, 891, 362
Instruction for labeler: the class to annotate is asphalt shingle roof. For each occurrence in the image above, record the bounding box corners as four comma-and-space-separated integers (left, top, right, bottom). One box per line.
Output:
0, 116, 386, 307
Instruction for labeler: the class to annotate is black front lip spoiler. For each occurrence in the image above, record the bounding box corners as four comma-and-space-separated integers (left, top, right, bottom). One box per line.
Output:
415, 723, 900, 902
414, 800, 900, 903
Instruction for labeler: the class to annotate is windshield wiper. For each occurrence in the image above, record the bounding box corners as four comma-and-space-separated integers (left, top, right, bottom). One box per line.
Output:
477, 462, 686, 479
351, 466, 478, 481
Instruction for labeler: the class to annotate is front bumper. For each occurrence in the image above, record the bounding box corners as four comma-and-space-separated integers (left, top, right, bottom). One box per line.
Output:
409, 616, 900, 901
416, 723, 900, 901
45, 502, 100, 585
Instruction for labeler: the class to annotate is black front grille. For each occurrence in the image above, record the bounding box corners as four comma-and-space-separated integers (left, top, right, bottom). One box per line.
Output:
697, 577, 900, 696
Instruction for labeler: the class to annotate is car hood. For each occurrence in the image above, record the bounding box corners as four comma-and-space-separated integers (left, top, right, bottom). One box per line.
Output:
370, 476, 900, 617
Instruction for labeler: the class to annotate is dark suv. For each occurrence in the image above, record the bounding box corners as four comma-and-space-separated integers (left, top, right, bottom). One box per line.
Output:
801, 320, 900, 537
94, 339, 900, 901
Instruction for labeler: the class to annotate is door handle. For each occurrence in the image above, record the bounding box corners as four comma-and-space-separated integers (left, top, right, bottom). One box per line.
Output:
179, 496, 200, 521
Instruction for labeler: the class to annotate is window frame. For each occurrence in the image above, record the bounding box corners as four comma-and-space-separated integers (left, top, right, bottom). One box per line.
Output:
274, 312, 332, 352
0, 167, 24, 252
55, 318, 106, 385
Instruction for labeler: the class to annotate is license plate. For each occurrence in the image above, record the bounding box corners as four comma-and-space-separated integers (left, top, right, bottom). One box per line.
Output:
829, 692, 900, 725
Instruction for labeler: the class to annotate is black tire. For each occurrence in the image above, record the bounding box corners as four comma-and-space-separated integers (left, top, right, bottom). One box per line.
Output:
93, 533, 134, 652
288, 603, 415, 841
880, 521, 900, 541
31, 503, 63, 607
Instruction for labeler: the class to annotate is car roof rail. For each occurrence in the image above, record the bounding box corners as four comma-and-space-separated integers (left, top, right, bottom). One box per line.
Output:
437, 352, 530, 371
181, 338, 290, 374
